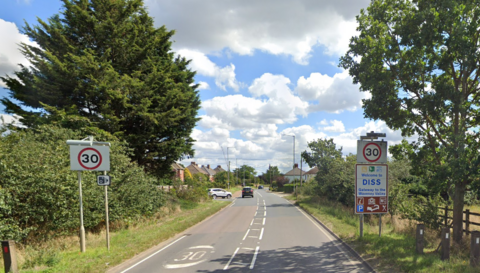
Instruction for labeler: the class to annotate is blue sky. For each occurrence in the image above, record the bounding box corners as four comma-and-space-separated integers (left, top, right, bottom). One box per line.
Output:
0, 0, 408, 174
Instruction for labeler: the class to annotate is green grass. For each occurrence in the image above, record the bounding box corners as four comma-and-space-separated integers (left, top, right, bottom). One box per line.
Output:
5, 199, 230, 273
295, 195, 480, 273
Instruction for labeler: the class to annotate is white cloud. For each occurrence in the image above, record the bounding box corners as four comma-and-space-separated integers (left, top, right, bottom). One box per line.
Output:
197, 81, 210, 90
296, 70, 370, 113
0, 19, 37, 87
322, 120, 345, 133
177, 49, 240, 91
146, 0, 370, 64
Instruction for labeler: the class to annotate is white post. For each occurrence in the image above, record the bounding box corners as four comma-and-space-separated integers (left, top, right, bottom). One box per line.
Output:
104, 170, 110, 250
78, 171, 86, 252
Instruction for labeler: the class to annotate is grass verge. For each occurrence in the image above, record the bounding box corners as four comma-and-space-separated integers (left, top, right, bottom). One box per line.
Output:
9, 199, 230, 273
292, 195, 479, 273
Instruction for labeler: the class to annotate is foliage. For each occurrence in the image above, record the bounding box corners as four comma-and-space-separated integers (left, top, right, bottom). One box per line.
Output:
0, 0, 201, 178
301, 138, 342, 172
340, 0, 480, 243
0, 124, 166, 242
234, 165, 256, 185
259, 165, 281, 184
275, 176, 290, 188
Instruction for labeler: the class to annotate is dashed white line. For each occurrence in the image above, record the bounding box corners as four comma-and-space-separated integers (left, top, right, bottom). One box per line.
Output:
249, 246, 260, 269
224, 247, 239, 270
259, 228, 264, 240
243, 229, 250, 240
263, 218, 266, 225
264, 211, 266, 216
250, 219, 254, 226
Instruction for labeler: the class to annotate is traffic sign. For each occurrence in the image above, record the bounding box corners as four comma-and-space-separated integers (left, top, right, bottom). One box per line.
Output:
355, 164, 388, 214
356, 140, 387, 163
70, 146, 110, 171
97, 175, 111, 186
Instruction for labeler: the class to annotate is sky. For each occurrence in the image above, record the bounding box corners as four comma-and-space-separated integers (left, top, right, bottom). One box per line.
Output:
0, 0, 414, 175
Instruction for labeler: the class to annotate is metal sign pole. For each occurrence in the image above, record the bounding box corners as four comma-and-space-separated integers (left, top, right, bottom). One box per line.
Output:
78, 171, 86, 252
104, 170, 110, 251
379, 214, 382, 237
360, 214, 364, 237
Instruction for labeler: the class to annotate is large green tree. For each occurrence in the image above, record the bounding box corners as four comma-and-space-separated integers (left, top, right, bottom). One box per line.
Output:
301, 138, 343, 174
1, 0, 200, 177
340, 0, 480, 243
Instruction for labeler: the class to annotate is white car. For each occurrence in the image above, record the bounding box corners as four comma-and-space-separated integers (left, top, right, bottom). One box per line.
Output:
208, 188, 232, 199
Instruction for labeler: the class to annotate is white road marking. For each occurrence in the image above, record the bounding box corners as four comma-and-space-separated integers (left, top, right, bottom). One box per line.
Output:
259, 228, 264, 240
263, 218, 266, 225
249, 246, 260, 269
224, 247, 239, 270
264, 211, 266, 216
250, 219, 254, 226
255, 211, 258, 216
257, 192, 263, 197
120, 235, 187, 272
188, 245, 214, 249
242, 247, 254, 250
164, 259, 207, 269
296, 207, 358, 267
243, 229, 250, 240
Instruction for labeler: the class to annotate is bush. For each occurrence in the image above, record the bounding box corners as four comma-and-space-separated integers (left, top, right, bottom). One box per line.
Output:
283, 184, 295, 193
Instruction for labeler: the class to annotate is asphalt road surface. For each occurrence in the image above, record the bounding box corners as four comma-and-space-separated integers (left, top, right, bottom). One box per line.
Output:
110, 189, 373, 273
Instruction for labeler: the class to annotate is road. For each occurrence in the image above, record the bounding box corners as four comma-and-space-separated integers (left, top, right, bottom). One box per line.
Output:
110, 189, 373, 273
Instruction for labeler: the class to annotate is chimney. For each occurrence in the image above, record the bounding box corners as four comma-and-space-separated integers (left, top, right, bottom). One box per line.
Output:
217, 165, 221, 168
191, 162, 196, 166
207, 165, 210, 169
294, 163, 298, 168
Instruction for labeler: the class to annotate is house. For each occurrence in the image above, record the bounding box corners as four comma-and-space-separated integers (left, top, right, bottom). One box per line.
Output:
171, 162, 185, 182
186, 162, 209, 177
201, 165, 217, 182
214, 165, 226, 173
284, 163, 306, 182
304, 166, 319, 181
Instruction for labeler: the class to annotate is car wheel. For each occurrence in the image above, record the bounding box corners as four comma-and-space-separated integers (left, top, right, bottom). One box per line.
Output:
227, 194, 231, 199
213, 195, 217, 199
222, 196, 225, 199
242, 195, 244, 198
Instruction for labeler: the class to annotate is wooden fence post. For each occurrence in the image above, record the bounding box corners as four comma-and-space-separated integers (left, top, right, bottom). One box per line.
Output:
466, 209, 470, 235
2, 240, 18, 273
471, 231, 480, 267
416, 224, 425, 254
441, 227, 450, 261
444, 206, 448, 226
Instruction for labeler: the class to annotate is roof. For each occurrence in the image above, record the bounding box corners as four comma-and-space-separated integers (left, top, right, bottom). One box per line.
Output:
214, 165, 226, 173
305, 166, 318, 175
186, 162, 208, 175
171, 162, 184, 171
202, 165, 217, 176
284, 167, 305, 176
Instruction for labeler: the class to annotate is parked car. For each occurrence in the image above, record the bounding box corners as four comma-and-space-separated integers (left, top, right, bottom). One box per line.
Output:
208, 188, 232, 199
258, 185, 264, 189
242, 187, 254, 198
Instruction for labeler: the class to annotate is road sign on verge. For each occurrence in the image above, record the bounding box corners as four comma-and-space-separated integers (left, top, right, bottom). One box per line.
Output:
355, 164, 388, 214
356, 140, 387, 163
70, 146, 110, 171
97, 175, 111, 186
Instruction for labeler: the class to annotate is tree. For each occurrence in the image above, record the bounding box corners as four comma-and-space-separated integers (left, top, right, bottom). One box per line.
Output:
260, 165, 281, 184
0, 0, 200, 178
339, 0, 480, 243
301, 138, 343, 175
234, 165, 256, 185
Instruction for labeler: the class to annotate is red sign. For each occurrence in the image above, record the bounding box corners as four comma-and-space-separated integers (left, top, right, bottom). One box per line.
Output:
356, 197, 388, 213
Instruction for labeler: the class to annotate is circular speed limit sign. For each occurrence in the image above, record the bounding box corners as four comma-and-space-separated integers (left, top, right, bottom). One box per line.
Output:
363, 142, 382, 162
78, 148, 103, 170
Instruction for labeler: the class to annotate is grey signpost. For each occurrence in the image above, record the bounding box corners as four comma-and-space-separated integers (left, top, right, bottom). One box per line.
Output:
356, 131, 387, 237
67, 136, 110, 252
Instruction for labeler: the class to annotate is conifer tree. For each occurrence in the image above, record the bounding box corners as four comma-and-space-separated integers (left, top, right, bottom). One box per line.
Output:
1, 0, 201, 177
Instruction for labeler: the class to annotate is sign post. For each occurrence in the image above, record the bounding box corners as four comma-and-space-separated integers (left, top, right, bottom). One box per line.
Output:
67, 136, 110, 253
356, 131, 387, 238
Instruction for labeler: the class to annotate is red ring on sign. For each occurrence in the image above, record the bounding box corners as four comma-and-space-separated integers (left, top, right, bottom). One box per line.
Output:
78, 148, 103, 170
363, 142, 382, 162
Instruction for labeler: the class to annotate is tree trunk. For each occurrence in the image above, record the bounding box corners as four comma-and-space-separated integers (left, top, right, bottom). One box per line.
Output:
452, 182, 466, 244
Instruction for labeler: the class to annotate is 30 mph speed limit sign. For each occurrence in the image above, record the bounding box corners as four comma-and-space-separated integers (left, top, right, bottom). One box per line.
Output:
70, 146, 110, 171
356, 140, 387, 163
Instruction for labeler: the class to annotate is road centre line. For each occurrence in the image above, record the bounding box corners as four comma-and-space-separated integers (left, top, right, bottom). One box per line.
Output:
264, 211, 266, 216
120, 235, 187, 273
243, 229, 250, 240
224, 247, 239, 270
257, 192, 263, 197
250, 219, 254, 226
249, 246, 260, 269
259, 228, 264, 240
296, 207, 357, 267
263, 218, 266, 225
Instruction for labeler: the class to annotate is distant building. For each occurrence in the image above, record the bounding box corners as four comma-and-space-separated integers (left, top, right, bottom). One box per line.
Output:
171, 162, 185, 182
304, 166, 319, 181
201, 165, 216, 182
284, 163, 306, 182
186, 162, 209, 177
214, 165, 226, 173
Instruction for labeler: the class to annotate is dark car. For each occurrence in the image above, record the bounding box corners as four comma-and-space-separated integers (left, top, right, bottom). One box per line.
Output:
242, 187, 254, 198
258, 185, 264, 189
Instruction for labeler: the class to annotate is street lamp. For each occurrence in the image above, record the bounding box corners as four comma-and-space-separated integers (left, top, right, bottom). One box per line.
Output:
282, 134, 295, 168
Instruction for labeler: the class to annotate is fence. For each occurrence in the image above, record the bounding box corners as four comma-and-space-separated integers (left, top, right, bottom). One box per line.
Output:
439, 206, 480, 235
